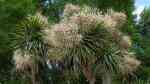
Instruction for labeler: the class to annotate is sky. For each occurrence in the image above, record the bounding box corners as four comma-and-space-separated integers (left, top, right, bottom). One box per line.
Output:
134, 0, 150, 20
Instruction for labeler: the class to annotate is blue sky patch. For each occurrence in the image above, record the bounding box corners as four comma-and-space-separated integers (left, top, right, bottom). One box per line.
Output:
134, 0, 150, 20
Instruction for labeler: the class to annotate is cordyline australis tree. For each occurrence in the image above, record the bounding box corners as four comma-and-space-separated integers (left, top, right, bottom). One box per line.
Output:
12, 4, 140, 84
12, 13, 49, 84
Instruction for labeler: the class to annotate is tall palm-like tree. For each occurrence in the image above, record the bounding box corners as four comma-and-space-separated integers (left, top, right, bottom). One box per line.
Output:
42, 4, 140, 84
12, 13, 49, 84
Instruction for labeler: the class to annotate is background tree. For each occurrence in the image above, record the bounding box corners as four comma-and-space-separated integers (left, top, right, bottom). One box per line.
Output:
0, 0, 38, 83
134, 7, 150, 81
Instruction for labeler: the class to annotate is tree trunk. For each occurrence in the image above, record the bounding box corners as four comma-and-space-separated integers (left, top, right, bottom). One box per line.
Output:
102, 72, 112, 84
31, 64, 41, 84
31, 68, 36, 84
81, 63, 96, 84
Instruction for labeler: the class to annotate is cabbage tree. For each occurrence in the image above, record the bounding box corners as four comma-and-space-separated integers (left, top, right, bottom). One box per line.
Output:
43, 4, 140, 84
12, 4, 140, 84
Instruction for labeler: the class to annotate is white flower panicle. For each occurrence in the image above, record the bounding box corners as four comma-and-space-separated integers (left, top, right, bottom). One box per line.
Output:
122, 56, 141, 74
13, 49, 33, 71
111, 11, 126, 27
69, 14, 102, 33
80, 6, 102, 16
119, 35, 132, 49
46, 22, 82, 48
63, 4, 80, 17
101, 14, 117, 28
67, 6, 103, 33
118, 51, 140, 75
111, 30, 122, 41
101, 9, 126, 29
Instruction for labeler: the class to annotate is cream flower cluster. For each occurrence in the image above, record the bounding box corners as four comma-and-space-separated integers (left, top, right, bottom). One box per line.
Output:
13, 49, 33, 71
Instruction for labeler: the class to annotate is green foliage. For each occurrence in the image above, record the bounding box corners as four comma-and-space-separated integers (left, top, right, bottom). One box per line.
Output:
139, 7, 150, 37
0, 0, 38, 52
12, 13, 47, 50
0, 0, 38, 82
137, 7, 150, 64
134, 7, 150, 81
